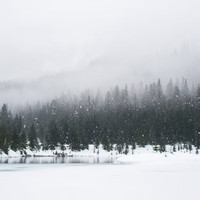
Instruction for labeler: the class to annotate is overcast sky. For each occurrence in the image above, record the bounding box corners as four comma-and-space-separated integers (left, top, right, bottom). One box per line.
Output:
0, 0, 200, 85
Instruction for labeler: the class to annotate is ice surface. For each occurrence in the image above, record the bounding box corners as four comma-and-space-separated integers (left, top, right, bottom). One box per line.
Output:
0, 153, 200, 200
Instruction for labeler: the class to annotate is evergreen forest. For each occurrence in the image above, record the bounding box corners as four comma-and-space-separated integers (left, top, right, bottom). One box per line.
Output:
0, 78, 200, 154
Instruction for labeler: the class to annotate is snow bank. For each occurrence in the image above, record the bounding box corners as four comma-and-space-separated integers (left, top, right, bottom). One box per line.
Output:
0, 144, 199, 158
115, 152, 200, 164
114, 144, 200, 164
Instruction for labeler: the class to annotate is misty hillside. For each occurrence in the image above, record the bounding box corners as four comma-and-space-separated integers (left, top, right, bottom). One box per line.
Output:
1, 45, 200, 108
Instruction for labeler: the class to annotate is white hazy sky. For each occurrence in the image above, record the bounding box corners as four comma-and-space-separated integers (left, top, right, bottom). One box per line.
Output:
0, 0, 200, 83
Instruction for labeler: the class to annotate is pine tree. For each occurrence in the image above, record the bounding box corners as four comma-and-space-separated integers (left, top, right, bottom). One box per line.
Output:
46, 120, 59, 150
0, 123, 9, 154
29, 124, 38, 151
0, 104, 11, 154
11, 115, 22, 151
19, 130, 27, 150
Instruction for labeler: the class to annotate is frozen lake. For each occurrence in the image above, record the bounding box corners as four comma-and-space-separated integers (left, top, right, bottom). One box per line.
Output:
0, 154, 200, 200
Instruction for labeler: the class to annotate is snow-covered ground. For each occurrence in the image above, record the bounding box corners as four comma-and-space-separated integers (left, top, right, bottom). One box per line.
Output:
0, 152, 200, 200
1, 144, 199, 158
0, 144, 119, 158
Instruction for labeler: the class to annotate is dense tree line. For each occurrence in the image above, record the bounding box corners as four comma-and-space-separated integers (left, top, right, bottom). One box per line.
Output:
0, 78, 200, 154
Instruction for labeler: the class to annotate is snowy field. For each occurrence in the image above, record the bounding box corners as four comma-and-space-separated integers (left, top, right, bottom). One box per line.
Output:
1, 153, 200, 200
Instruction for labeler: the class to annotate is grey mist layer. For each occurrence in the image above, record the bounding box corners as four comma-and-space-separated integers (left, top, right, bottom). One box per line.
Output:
0, 0, 200, 106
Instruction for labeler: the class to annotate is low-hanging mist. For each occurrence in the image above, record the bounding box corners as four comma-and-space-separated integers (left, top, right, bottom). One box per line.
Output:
1, 0, 200, 97
0, 74, 198, 109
